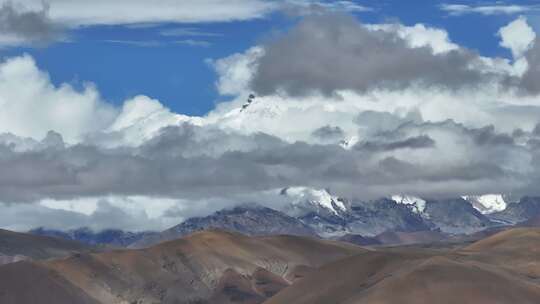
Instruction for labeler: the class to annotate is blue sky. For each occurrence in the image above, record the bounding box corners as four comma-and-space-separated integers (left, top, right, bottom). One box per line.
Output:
3, 0, 538, 116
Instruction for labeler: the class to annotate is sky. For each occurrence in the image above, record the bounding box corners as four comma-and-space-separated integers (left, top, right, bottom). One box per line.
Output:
2, 0, 540, 232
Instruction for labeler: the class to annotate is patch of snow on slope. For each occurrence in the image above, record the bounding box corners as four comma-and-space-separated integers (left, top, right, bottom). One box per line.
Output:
391, 195, 427, 214
339, 136, 359, 149
282, 187, 346, 216
462, 194, 507, 214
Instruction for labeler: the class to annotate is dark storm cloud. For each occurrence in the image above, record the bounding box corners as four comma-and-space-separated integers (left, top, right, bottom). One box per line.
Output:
0, 125, 296, 202
393, 119, 516, 145
533, 123, 540, 137
0, 118, 537, 202
312, 125, 344, 140
376, 157, 505, 183
469, 125, 515, 146
355, 110, 423, 133
0, 200, 163, 231
516, 39, 540, 94
0, 142, 276, 202
355, 135, 436, 152
0, 2, 62, 46
250, 13, 498, 97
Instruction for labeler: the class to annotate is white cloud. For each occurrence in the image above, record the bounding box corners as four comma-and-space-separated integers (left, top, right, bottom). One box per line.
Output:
499, 16, 536, 59
0, 55, 202, 147
2, 19, 539, 147
0, 55, 117, 142
440, 4, 536, 16
0, 32, 31, 48
203, 84, 540, 144
0, 0, 276, 48
285, 0, 372, 13
175, 39, 212, 47
6, 0, 277, 26
205, 20, 540, 142
1, 196, 183, 232
101, 95, 202, 147
159, 28, 223, 38
210, 46, 264, 96
0, 0, 373, 49
368, 23, 459, 54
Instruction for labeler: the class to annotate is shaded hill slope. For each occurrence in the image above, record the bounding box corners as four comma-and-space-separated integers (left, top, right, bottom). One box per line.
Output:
0, 261, 99, 304
2, 229, 365, 304
0, 229, 90, 264
263, 228, 540, 304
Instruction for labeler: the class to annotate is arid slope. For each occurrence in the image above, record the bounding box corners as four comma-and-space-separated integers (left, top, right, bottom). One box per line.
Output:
1, 229, 365, 304
0, 228, 90, 264
264, 228, 540, 304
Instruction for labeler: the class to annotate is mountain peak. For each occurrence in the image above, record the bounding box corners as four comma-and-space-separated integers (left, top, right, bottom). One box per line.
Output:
391, 195, 427, 214
281, 187, 347, 217
462, 194, 508, 214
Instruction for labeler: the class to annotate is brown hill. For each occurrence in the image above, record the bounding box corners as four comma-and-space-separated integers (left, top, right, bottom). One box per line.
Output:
0, 228, 90, 264
461, 228, 540, 278
4, 228, 538, 304
373, 230, 448, 245
464, 228, 540, 252
263, 228, 540, 304
1, 229, 366, 304
0, 261, 99, 304
521, 214, 540, 227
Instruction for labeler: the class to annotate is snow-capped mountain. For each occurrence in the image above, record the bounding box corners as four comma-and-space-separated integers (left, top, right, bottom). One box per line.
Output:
462, 194, 508, 214
345, 198, 432, 237
280, 187, 348, 217
34, 191, 520, 248
391, 195, 499, 233
278, 189, 497, 236
278, 188, 431, 237
422, 198, 494, 234
391, 195, 427, 215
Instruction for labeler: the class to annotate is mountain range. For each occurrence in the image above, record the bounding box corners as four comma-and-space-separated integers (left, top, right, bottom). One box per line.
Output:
2, 190, 540, 304
29, 191, 540, 248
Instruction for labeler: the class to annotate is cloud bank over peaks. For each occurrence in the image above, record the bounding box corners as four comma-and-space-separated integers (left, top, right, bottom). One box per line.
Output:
3, 13, 540, 231
248, 13, 511, 97
212, 14, 540, 132
92, 95, 204, 148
